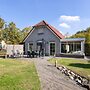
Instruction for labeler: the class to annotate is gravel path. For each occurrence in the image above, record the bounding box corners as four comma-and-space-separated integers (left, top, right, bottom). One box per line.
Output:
34, 57, 86, 90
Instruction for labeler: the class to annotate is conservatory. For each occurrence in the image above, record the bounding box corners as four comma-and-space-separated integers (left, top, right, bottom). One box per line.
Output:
60, 38, 85, 55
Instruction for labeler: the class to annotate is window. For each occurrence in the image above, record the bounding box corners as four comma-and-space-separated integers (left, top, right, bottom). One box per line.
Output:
74, 42, 81, 51
28, 43, 33, 51
38, 28, 44, 35
61, 42, 81, 54
50, 42, 55, 56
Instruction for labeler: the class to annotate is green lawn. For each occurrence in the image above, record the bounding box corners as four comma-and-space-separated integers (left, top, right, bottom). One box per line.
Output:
0, 59, 40, 90
49, 58, 90, 79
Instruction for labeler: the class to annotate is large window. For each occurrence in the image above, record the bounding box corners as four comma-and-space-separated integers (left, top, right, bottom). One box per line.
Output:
61, 42, 81, 54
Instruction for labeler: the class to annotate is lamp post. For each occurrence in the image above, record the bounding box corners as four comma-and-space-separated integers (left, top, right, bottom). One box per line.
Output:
55, 59, 57, 67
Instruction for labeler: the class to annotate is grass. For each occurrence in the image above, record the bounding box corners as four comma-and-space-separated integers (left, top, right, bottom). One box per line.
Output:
49, 58, 90, 79
0, 59, 40, 90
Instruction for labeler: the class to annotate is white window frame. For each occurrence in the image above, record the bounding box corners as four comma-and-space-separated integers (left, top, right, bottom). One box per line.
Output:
28, 42, 33, 51
49, 42, 56, 56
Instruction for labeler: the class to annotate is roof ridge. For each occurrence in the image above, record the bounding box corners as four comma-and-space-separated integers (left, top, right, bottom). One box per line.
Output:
42, 20, 48, 25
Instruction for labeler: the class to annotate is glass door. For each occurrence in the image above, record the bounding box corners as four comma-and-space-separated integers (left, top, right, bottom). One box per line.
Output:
50, 42, 55, 56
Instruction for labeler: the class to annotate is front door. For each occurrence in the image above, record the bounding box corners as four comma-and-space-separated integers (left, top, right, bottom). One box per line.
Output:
49, 42, 56, 56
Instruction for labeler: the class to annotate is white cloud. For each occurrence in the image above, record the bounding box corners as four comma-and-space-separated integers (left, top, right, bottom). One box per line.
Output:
60, 15, 80, 22
59, 23, 70, 28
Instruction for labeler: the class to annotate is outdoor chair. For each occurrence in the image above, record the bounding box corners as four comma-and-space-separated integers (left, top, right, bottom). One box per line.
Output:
27, 51, 31, 58
31, 51, 35, 58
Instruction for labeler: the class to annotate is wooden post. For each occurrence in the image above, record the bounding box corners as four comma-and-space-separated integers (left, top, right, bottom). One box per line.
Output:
55, 59, 57, 67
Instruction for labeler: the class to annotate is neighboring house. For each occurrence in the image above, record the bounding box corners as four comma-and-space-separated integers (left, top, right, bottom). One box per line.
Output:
23, 20, 85, 56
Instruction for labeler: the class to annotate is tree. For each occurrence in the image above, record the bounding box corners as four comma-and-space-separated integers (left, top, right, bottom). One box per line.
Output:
21, 26, 32, 41
1, 22, 21, 44
0, 18, 5, 41
8, 22, 21, 44
70, 27, 90, 55
0, 18, 5, 29
0, 17, 32, 44
86, 27, 90, 32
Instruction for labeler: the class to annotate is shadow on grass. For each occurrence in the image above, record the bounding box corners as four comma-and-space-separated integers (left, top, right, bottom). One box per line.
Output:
69, 63, 90, 69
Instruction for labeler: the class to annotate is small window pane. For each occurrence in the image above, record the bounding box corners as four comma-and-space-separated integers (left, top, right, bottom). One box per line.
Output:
38, 28, 43, 34
50, 43, 55, 55
28, 43, 33, 51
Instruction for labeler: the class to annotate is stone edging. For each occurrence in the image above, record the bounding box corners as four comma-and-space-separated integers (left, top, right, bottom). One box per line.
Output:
56, 65, 90, 90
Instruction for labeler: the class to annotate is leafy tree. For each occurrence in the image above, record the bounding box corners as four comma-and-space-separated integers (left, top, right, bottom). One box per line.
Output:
1, 22, 21, 44
0, 18, 5, 29
21, 26, 32, 37
71, 27, 90, 55
86, 27, 90, 32
0, 18, 5, 41
21, 26, 32, 42
8, 22, 21, 44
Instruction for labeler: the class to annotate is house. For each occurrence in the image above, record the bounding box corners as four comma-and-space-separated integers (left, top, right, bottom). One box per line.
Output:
23, 20, 85, 57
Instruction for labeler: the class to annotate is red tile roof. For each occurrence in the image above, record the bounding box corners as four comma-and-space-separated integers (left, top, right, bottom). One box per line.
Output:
23, 20, 65, 42
34, 20, 47, 26
34, 20, 65, 39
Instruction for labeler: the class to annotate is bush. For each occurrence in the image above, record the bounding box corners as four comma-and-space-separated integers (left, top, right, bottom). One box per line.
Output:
85, 43, 90, 56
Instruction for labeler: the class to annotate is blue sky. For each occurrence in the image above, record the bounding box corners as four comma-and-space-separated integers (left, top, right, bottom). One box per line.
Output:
0, 0, 90, 35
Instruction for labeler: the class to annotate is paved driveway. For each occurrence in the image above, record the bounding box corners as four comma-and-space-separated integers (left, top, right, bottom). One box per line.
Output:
34, 57, 86, 90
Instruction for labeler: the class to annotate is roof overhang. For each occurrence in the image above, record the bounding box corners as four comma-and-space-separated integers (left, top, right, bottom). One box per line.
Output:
60, 38, 85, 42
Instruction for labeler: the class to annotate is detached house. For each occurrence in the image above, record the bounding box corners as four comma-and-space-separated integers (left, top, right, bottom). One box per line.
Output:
23, 20, 85, 57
